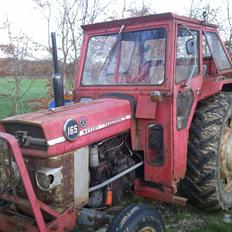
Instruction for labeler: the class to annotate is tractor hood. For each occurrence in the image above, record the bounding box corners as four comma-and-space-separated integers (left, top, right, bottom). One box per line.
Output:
0, 98, 132, 157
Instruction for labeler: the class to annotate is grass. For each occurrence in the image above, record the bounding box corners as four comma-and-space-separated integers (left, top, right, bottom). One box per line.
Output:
194, 222, 232, 232
0, 77, 48, 119
192, 211, 232, 232
163, 203, 232, 232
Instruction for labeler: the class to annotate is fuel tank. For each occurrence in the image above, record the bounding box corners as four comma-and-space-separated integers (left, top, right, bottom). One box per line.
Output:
0, 98, 132, 157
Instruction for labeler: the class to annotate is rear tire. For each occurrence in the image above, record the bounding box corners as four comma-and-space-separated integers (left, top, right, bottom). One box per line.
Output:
183, 93, 232, 211
0, 200, 7, 207
106, 204, 165, 232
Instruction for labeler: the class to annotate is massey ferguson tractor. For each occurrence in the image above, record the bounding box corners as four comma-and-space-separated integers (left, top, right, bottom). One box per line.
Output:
0, 12, 232, 232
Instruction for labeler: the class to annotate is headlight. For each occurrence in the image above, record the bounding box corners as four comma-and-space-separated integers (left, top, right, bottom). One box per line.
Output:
35, 167, 63, 192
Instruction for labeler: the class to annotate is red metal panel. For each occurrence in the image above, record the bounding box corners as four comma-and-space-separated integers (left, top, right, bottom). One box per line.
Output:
134, 179, 173, 203
81, 12, 217, 32
0, 98, 132, 157
0, 124, 5, 132
200, 78, 229, 100
47, 208, 76, 232
142, 100, 173, 186
136, 95, 157, 119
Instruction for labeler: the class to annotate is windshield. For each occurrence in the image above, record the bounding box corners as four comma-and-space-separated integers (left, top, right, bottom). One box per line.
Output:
82, 28, 167, 85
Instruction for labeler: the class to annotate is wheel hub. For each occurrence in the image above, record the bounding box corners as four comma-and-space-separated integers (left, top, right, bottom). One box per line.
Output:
139, 227, 156, 232
220, 127, 232, 192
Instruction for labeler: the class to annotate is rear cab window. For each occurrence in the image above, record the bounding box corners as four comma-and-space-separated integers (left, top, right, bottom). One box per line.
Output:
204, 32, 232, 71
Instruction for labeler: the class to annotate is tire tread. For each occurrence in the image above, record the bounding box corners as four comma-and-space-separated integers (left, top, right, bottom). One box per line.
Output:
182, 93, 232, 211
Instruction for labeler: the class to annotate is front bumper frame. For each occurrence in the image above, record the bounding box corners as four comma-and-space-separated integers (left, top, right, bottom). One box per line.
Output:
0, 132, 77, 232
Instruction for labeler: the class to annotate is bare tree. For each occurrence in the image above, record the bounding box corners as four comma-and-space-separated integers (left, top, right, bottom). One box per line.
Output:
32, 0, 52, 53
32, 0, 115, 88
187, 0, 221, 23
188, 0, 232, 55
225, 0, 232, 54
0, 19, 36, 115
121, 0, 127, 19
126, 3, 154, 17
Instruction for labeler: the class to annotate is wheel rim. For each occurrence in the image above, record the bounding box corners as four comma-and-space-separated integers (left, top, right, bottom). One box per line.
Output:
138, 227, 156, 232
220, 122, 232, 192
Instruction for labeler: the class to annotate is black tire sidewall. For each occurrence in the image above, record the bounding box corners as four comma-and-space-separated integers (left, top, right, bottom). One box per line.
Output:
106, 204, 137, 232
108, 204, 165, 232
120, 207, 164, 232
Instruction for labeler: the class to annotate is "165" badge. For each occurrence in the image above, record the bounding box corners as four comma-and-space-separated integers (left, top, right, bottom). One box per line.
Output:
63, 119, 79, 141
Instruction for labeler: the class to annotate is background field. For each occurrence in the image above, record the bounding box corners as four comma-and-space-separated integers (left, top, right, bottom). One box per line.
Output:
0, 77, 48, 119
0, 76, 232, 232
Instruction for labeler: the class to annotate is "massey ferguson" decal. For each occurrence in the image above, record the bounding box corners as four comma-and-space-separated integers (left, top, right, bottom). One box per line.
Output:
47, 114, 131, 146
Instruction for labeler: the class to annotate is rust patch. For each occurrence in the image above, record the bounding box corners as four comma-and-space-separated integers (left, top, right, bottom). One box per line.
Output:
19, 152, 74, 205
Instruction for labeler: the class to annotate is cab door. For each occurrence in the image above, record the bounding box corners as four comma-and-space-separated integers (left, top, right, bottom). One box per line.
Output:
172, 24, 203, 180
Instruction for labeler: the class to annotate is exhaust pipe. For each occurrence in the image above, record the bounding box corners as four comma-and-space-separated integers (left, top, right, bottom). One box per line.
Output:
51, 32, 64, 107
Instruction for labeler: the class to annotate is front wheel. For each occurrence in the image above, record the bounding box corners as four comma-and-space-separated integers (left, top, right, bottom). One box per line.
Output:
106, 204, 165, 232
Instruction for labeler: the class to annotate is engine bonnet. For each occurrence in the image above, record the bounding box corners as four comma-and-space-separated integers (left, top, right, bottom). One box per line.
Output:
0, 98, 132, 157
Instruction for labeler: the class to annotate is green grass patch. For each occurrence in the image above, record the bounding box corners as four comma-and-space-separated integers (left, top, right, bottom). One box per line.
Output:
0, 77, 48, 119
193, 220, 232, 232
191, 210, 232, 232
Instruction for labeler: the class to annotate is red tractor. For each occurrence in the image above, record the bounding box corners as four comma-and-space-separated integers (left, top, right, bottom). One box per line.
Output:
0, 12, 232, 232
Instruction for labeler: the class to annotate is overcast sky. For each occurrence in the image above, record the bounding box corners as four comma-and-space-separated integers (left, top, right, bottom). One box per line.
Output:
0, 0, 190, 44
0, 0, 228, 55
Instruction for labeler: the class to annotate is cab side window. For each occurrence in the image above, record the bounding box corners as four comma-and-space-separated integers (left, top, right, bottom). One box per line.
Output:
202, 35, 214, 76
176, 26, 200, 83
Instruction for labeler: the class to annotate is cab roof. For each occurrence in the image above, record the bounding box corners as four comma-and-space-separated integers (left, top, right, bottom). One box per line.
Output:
81, 12, 218, 32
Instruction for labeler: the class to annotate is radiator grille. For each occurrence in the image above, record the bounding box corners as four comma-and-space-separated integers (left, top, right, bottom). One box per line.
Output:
3, 123, 48, 151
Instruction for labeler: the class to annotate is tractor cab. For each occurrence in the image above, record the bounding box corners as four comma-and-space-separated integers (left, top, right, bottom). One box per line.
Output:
76, 13, 232, 94
75, 12, 232, 205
